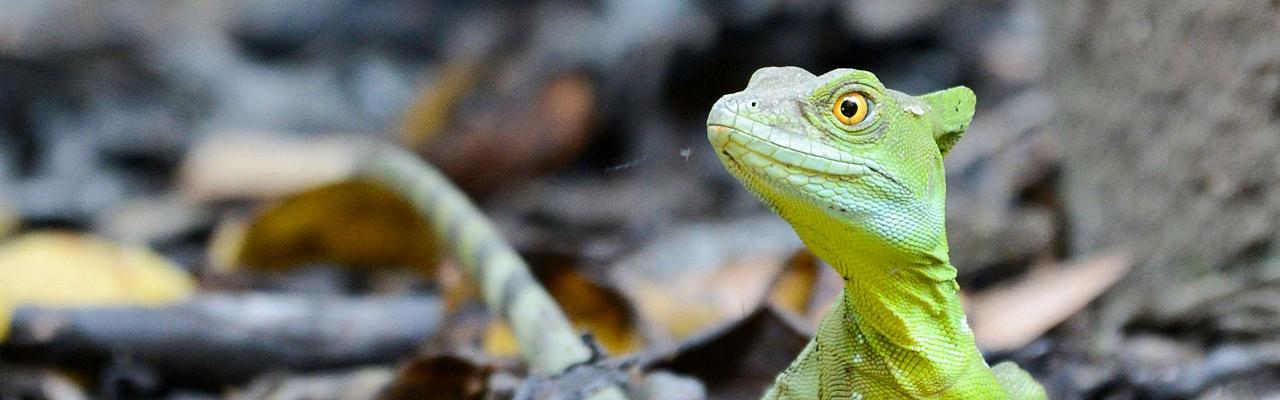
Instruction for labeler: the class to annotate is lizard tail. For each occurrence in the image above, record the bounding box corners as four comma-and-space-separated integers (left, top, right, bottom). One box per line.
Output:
356, 146, 593, 374
991, 361, 1048, 400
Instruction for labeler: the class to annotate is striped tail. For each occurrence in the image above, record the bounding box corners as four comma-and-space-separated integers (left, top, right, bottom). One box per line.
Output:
356, 146, 592, 374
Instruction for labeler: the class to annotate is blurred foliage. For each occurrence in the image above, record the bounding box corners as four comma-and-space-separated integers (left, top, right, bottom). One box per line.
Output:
0, 232, 194, 340
223, 181, 441, 275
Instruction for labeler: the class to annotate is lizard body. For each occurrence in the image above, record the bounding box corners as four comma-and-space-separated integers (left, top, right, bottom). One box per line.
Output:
706, 67, 1047, 399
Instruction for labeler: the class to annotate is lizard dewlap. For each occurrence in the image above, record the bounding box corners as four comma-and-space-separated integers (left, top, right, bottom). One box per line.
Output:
707, 67, 1048, 400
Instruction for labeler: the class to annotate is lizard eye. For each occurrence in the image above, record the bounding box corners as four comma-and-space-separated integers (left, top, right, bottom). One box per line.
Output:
832, 92, 870, 126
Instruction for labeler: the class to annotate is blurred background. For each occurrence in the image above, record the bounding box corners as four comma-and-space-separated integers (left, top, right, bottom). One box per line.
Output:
0, 0, 1277, 399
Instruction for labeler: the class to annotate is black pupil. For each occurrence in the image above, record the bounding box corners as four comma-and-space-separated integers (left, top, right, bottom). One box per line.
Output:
840, 97, 860, 118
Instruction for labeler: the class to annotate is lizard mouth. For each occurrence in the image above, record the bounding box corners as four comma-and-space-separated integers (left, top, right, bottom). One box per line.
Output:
706, 123, 875, 178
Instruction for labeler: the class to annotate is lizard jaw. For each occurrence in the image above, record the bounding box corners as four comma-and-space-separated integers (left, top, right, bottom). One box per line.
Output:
707, 124, 873, 178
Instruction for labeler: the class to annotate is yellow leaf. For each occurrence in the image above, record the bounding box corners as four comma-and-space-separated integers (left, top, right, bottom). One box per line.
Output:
0, 232, 195, 341
228, 181, 442, 275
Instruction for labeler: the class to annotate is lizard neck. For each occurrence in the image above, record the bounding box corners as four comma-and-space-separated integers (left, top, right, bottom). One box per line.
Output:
798, 220, 984, 396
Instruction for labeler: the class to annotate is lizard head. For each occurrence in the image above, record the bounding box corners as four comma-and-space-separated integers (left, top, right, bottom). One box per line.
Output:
707, 67, 975, 261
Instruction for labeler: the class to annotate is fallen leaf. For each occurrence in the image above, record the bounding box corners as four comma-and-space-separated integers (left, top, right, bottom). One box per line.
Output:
179, 132, 367, 202
655, 305, 811, 400
417, 71, 598, 194
613, 216, 802, 342
967, 250, 1133, 351
484, 262, 644, 356
767, 251, 819, 316
539, 263, 643, 355
767, 250, 844, 326
0, 232, 195, 341
225, 181, 442, 275
630, 255, 783, 341
397, 62, 487, 149
380, 354, 495, 400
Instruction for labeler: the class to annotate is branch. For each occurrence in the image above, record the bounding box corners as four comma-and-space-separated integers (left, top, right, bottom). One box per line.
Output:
1, 294, 441, 385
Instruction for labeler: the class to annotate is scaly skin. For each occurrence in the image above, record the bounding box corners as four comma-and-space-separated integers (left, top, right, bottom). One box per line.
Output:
706, 67, 1047, 399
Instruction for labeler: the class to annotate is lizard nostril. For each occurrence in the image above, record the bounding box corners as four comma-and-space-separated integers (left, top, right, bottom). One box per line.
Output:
748, 100, 759, 109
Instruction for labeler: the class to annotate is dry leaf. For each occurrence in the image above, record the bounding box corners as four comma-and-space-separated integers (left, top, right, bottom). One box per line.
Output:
225, 181, 441, 275
483, 263, 643, 356
631, 255, 786, 341
657, 306, 811, 400
179, 132, 367, 202
768, 251, 820, 316
397, 62, 487, 149
766, 250, 844, 326
418, 72, 598, 194
540, 263, 642, 355
614, 217, 802, 342
381, 354, 495, 400
0, 232, 195, 341
967, 250, 1132, 351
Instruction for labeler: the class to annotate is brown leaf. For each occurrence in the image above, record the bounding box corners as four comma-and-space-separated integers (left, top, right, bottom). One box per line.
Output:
656, 306, 811, 400
398, 62, 488, 149
418, 72, 598, 194
380, 354, 495, 400
767, 251, 819, 316
483, 262, 643, 356
766, 250, 844, 326
967, 250, 1133, 351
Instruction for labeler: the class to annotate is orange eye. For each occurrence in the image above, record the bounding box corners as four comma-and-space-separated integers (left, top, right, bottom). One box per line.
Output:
832, 92, 869, 125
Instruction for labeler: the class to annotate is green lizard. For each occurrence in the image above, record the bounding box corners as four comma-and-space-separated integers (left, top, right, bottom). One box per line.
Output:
706, 67, 1047, 399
